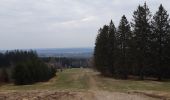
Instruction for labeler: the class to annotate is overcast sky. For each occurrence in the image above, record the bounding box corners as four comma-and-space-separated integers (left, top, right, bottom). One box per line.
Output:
0, 0, 169, 50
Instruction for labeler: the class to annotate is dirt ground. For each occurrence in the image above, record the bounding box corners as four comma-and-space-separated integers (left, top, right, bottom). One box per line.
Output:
0, 90, 162, 100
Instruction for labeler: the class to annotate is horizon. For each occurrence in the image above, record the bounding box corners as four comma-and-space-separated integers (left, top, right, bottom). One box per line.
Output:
0, 47, 94, 51
0, 47, 94, 58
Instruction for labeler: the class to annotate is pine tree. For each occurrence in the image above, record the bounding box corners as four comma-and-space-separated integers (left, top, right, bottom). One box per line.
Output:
0, 68, 9, 82
107, 20, 117, 76
131, 3, 152, 80
93, 3, 170, 80
94, 25, 109, 75
116, 15, 132, 79
12, 63, 31, 85
151, 4, 170, 80
11, 51, 56, 85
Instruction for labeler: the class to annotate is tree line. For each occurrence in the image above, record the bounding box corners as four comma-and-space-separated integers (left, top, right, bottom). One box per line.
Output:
0, 50, 56, 85
41, 57, 89, 68
94, 3, 170, 80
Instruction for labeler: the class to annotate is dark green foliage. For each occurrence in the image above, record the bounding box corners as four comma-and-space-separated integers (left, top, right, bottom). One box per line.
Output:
131, 3, 152, 80
12, 63, 31, 85
151, 4, 170, 80
0, 50, 38, 67
107, 21, 117, 76
94, 25, 109, 76
0, 53, 9, 67
0, 50, 56, 85
0, 68, 9, 83
94, 3, 170, 80
116, 15, 132, 79
12, 59, 56, 85
94, 24, 117, 76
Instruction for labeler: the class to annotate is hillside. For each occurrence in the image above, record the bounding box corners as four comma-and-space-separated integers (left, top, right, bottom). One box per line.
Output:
0, 68, 170, 100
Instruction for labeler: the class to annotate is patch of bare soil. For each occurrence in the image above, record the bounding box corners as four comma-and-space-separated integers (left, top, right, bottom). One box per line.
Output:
0, 90, 162, 100
130, 91, 170, 100
0, 90, 85, 100
91, 91, 161, 100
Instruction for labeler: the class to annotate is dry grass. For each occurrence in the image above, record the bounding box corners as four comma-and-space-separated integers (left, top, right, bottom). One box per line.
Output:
0, 68, 170, 99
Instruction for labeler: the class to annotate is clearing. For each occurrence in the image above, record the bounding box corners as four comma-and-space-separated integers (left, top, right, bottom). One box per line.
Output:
0, 68, 170, 100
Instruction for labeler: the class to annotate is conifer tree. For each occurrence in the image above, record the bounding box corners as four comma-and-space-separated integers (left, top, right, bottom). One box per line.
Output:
107, 20, 117, 76
93, 3, 170, 80
94, 25, 109, 75
131, 3, 152, 79
12, 63, 31, 85
116, 15, 132, 79
152, 4, 170, 80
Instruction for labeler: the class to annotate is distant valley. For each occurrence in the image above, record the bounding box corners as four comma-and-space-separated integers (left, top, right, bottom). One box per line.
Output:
36, 48, 93, 58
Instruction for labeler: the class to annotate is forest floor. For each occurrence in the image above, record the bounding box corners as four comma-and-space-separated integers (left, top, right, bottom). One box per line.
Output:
0, 68, 170, 100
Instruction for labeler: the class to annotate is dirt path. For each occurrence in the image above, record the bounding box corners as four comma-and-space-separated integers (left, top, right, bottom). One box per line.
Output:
85, 69, 98, 90
84, 69, 161, 100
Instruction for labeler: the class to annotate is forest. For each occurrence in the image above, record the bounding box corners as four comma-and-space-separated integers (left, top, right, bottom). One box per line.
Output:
94, 3, 170, 80
0, 50, 56, 85
0, 50, 90, 85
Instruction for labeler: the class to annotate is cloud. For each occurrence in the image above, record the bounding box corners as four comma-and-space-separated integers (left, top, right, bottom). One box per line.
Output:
0, 0, 169, 49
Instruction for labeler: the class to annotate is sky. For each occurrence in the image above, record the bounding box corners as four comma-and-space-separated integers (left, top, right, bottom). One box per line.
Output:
0, 0, 170, 50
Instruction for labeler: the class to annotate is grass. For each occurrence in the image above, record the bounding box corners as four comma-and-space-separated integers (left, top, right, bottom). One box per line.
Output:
0, 68, 170, 94
0, 68, 89, 91
52, 68, 89, 90
97, 75, 170, 92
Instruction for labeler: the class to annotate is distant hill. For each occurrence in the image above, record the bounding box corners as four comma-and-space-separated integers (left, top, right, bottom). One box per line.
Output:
36, 48, 93, 58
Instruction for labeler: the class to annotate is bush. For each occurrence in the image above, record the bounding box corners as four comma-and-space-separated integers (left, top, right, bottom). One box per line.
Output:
12, 60, 56, 85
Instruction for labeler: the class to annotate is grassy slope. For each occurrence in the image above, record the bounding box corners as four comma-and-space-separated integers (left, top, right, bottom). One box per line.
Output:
0, 68, 89, 91
97, 76, 170, 92
0, 68, 170, 93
